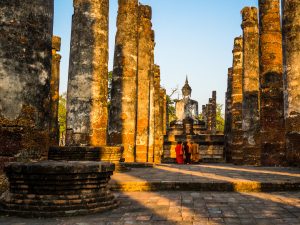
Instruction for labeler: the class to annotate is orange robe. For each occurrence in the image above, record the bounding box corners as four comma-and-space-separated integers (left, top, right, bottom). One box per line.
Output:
175, 144, 184, 164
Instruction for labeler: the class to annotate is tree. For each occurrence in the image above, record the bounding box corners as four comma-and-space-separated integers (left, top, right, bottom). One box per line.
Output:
216, 104, 225, 133
58, 93, 67, 139
166, 87, 179, 123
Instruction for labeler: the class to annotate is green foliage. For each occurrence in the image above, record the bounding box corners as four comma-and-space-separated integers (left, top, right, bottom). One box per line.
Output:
58, 93, 67, 138
198, 103, 225, 133
216, 104, 225, 133
166, 87, 179, 123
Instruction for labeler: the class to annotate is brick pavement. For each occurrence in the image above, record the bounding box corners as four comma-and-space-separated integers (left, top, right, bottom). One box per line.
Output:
1, 164, 300, 224
0, 191, 299, 225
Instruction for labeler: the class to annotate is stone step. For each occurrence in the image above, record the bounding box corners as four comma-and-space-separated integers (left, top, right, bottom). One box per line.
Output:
109, 181, 300, 192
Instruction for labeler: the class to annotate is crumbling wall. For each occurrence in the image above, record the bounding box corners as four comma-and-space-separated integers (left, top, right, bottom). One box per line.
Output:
0, 0, 54, 168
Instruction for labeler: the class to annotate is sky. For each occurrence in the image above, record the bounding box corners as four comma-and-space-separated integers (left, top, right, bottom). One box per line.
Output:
54, 0, 258, 113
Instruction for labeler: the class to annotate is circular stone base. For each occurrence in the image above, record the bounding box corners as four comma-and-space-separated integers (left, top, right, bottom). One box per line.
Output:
0, 161, 119, 217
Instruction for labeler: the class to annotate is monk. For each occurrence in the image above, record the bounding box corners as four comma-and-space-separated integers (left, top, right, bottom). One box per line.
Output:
185, 141, 192, 164
175, 141, 184, 164
191, 142, 200, 163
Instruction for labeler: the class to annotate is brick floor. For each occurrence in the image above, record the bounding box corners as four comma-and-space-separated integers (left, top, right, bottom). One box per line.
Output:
1, 164, 300, 224
0, 191, 299, 225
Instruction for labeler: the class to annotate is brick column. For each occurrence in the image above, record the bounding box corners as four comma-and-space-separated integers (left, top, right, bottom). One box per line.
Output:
230, 37, 244, 164
109, 0, 139, 162
147, 31, 155, 163
282, 0, 300, 166
241, 7, 261, 165
0, 0, 53, 168
50, 36, 62, 146
154, 65, 162, 163
211, 91, 217, 133
202, 105, 207, 128
225, 68, 233, 162
259, 0, 286, 166
162, 90, 168, 135
66, 0, 109, 146
135, 4, 152, 162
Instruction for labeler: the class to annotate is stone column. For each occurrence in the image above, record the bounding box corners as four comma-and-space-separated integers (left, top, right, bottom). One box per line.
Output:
259, 0, 286, 166
109, 0, 139, 162
162, 90, 168, 135
147, 30, 155, 163
225, 68, 233, 162
135, 4, 152, 162
154, 65, 162, 163
202, 105, 207, 127
282, 0, 300, 166
50, 36, 62, 146
230, 37, 244, 164
66, 0, 109, 147
159, 88, 166, 157
0, 0, 53, 168
211, 91, 217, 133
206, 102, 213, 132
241, 7, 261, 165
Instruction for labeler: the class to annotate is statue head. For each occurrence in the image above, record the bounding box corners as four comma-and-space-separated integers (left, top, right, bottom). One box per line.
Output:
182, 76, 192, 98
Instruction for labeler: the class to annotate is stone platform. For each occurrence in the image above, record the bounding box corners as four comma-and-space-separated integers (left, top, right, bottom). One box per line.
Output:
0, 161, 119, 217
110, 164, 300, 192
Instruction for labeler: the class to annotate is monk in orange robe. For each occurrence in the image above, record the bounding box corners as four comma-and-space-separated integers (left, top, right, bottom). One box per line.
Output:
175, 141, 184, 164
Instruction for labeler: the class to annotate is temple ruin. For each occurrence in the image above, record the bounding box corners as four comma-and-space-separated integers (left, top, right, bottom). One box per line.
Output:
163, 80, 224, 162
0, 0, 300, 220
225, 0, 300, 167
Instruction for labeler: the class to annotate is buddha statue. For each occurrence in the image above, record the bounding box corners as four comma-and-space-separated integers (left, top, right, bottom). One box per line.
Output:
175, 77, 199, 123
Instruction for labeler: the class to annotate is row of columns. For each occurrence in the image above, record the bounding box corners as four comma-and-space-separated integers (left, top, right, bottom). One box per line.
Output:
0, 0, 166, 170
225, 0, 300, 166
64, 0, 166, 163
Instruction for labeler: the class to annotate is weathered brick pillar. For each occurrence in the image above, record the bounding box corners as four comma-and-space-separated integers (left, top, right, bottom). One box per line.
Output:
282, 0, 300, 166
202, 105, 207, 127
162, 90, 168, 135
135, 4, 152, 162
206, 102, 213, 132
259, 0, 286, 166
154, 65, 162, 163
147, 31, 155, 163
50, 36, 62, 146
159, 88, 166, 156
211, 91, 217, 133
225, 68, 233, 162
66, 0, 109, 147
109, 0, 139, 162
230, 37, 244, 164
241, 7, 261, 165
0, 0, 53, 167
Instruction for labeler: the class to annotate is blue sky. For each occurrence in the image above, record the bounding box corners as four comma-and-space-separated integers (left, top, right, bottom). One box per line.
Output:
54, 0, 258, 112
